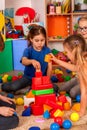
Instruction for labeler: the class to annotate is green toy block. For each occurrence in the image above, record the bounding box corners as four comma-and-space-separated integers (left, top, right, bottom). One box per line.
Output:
0, 39, 13, 74
32, 88, 54, 95
51, 49, 59, 55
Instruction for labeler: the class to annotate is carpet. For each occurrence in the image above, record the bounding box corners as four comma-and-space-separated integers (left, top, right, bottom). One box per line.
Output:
12, 105, 87, 130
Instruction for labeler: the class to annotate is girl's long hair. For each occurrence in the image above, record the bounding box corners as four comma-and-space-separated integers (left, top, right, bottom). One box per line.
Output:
0, 33, 4, 51
63, 34, 87, 85
27, 24, 47, 47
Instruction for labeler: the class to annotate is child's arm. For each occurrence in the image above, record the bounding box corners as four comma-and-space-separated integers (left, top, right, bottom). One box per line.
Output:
47, 62, 52, 77
22, 57, 41, 70
50, 53, 77, 72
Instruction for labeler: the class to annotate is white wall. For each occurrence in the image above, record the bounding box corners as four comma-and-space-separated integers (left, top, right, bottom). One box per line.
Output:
31, 0, 46, 25
5, 0, 31, 25
0, 0, 5, 10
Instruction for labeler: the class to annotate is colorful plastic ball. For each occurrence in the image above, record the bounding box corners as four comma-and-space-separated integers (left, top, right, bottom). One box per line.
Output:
76, 95, 81, 102
18, 75, 22, 79
51, 75, 58, 83
7, 93, 14, 98
12, 76, 18, 81
2, 77, 7, 83
50, 122, 60, 130
7, 75, 12, 81
66, 69, 71, 73
18, 72, 23, 76
0, 78, 3, 83
16, 97, 24, 105
54, 117, 63, 126
62, 119, 72, 129
70, 112, 79, 122
29, 126, 40, 130
64, 76, 71, 81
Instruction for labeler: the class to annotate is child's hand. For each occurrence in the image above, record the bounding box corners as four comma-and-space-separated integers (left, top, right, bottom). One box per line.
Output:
0, 107, 15, 117
31, 60, 41, 70
0, 95, 14, 104
50, 53, 58, 63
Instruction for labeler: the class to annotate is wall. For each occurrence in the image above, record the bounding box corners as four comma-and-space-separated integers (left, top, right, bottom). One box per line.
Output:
5, 0, 32, 25
0, 0, 5, 10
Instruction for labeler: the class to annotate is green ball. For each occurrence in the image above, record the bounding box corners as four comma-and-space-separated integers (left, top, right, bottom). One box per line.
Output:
7, 76, 12, 81
18, 72, 23, 76
65, 76, 71, 81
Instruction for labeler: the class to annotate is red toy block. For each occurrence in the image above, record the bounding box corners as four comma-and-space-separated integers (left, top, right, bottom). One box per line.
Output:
35, 94, 56, 105
31, 103, 44, 115
57, 95, 67, 103
45, 99, 64, 110
35, 71, 42, 77
32, 83, 53, 90
42, 76, 51, 84
32, 77, 42, 85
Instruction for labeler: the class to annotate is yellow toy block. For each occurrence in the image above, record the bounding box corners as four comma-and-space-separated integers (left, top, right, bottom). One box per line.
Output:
0, 12, 4, 31
53, 109, 64, 117
44, 54, 51, 62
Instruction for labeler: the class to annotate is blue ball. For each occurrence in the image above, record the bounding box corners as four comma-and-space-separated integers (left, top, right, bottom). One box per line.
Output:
62, 120, 72, 129
76, 95, 81, 102
7, 93, 14, 98
0, 78, 3, 83
29, 126, 40, 130
51, 75, 58, 83
50, 123, 60, 130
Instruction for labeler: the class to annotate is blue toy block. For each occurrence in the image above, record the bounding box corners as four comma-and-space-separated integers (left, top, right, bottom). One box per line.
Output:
12, 39, 27, 71
43, 110, 50, 119
22, 107, 31, 116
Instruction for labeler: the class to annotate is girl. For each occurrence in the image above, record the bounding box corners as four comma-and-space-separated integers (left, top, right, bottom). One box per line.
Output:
78, 15, 87, 41
0, 33, 19, 130
1, 25, 53, 93
51, 34, 87, 117
58, 16, 87, 99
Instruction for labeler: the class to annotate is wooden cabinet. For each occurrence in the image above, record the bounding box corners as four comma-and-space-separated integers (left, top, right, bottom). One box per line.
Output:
45, 0, 87, 42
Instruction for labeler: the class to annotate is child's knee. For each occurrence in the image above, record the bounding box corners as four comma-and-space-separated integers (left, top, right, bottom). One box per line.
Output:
70, 90, 77, 99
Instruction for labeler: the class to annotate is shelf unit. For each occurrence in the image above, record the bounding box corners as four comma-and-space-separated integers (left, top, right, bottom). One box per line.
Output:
45, 0, 87, 42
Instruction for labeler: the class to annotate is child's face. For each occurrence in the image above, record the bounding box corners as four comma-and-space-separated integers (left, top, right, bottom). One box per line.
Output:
30, 34, 45, 51
64, 45, 74, 63
78, 20, 87, 39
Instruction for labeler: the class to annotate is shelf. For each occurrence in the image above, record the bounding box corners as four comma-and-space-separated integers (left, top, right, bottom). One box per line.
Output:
47, 13, 72, 16
48, 38, 64, 42
72, 11, 87, 15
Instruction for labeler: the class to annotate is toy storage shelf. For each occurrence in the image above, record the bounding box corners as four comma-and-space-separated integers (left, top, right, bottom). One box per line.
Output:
45, 0, 87, 42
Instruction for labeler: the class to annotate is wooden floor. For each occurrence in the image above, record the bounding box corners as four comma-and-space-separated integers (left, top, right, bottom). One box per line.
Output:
1, 70, 87, 130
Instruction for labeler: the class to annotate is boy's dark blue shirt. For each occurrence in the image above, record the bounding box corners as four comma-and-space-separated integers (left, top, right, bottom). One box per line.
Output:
22, 46, 51, 79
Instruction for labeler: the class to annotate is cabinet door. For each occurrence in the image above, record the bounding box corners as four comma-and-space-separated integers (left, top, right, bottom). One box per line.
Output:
12, 39, 27, 71
0, 39, 13, 74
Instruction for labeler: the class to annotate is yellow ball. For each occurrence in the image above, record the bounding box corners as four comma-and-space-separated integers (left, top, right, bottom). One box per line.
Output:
70, 112, 79, 122
16, 97, 24, 105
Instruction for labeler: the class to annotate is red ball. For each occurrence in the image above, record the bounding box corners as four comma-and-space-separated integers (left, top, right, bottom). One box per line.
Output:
18, 75, 22, 79
12, 76, 18, 81
54, 117, 63, 126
